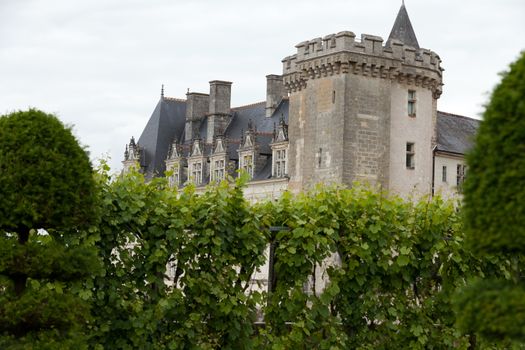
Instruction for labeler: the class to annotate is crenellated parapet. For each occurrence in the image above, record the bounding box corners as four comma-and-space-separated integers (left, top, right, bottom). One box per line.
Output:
282, 32, 443, 98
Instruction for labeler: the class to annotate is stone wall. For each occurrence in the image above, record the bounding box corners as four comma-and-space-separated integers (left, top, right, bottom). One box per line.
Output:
388, 83, 434, 197
433, 153, 465, 199
242, 178, 289, 202
287, 74, 346, 192
343, 74, 391, 187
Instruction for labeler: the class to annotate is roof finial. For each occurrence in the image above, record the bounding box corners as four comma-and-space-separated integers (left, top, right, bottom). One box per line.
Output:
161, 84, 164, 98
402, 0, 405, 6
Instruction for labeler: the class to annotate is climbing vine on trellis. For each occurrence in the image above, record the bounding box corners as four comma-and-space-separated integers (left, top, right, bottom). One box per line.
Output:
88, 166, 518, 349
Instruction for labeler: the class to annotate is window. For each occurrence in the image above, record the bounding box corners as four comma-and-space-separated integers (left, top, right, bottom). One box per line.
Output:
274, 149, 287, 177
408, 90, 416, 117
169, 164, 180, 187
332, 90, 336, 104
191, 161, 202, 184
213, 159, 225, 181
406, 142, 415, 169
457, 164, 467, 188
241, 154, 254, 177
442, 165, 447, 182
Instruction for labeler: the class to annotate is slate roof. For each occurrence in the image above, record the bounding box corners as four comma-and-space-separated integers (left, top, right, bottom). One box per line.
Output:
137, 97, 186, 178
227, 99, 289, 158
386, 3, 420, 49
136, 96, 289, 178
436, 111, 480, 155
253, 156, 273, 181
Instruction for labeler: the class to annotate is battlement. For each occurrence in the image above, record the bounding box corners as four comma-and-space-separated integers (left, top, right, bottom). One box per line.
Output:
283, 31, 441, 71
281, 31, 443, 98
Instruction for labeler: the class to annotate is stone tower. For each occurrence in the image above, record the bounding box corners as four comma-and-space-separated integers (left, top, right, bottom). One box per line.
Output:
282, 3, 443, 195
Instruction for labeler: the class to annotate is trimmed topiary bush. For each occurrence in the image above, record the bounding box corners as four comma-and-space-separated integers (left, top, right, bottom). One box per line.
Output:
463, 51, 525, 254
456, 52, 525, 346
455, 279, 525, 343
0, 109, 100, 346
0, 109, 97, 238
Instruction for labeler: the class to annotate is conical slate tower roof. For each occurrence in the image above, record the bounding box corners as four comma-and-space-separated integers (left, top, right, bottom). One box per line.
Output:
386, 2, 420, 49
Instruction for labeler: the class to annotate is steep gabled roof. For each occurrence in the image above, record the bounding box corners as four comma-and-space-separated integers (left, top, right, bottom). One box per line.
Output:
386, 2, 420, 49
225, 99, 289, 160
134, 96, 290, 181
436, 111, 480, 155
137, 97, 186, 178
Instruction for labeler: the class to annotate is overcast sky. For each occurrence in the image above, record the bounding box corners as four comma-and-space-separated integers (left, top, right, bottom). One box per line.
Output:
1, 0, 524, 172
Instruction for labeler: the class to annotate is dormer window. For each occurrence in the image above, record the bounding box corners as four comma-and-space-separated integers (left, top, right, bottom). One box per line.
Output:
241, 154, 254, 177
122, 136, 143, 174
270, 115, 289, 179
190, 161, 203, 185
212, 159, 225, 181
172, 171, 180, 187
168, 163, 180, 187
273, 149, 287, 178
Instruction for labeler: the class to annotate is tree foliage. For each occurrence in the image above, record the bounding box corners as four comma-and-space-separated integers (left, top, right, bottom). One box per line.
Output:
0, 231, 101, 349
0, 109, 100, 349
455, 51, 525, 345
89, 166, 517, 349
258, 187, 511, 349
90, 168, 266, 349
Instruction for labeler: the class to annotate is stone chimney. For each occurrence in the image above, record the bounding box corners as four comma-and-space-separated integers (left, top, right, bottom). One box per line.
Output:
207, 80, 232, 143
265, 75, 286, 117
185, 92, 209, 142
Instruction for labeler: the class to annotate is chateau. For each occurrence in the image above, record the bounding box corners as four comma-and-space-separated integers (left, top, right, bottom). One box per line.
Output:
123, 3, 479, 200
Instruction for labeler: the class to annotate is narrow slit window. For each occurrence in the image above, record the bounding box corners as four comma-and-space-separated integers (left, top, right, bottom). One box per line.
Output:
408, 90, 416, 117
406, 142, 415, 169
442, 165, 447, 182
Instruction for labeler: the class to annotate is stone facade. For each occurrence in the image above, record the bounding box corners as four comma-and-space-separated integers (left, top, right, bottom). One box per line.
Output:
122, 3, 478, 200
433, 153, 468, 199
